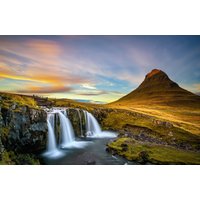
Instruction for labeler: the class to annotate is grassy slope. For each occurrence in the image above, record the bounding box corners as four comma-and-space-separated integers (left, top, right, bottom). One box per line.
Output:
108, 104, 200, 135
108, 138, 200, 164
106, 101, 200, 164
0, 92, 38, 109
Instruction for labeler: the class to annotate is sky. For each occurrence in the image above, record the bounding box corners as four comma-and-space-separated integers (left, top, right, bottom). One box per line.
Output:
0, 35, 200, 103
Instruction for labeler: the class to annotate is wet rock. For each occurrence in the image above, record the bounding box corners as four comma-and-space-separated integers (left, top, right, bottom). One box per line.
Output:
92, 109, 109, 124
138, 151, 149, 164
29, 122, 47, 132
87, 160, 96, 165
0, 107, 47, 153
11, 103, 17, 110
68, 108, 85, 137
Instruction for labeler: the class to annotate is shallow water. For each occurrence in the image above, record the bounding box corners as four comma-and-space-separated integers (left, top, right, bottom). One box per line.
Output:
41, 137, 136, 165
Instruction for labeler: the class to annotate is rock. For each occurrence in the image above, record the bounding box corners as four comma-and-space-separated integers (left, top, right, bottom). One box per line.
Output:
121, 143, 128, 151
68, 108, 84, 137
153, 119, 173, 128
0, 107, 47, 153
87, 160, 96, 165
138, 151, 149, 164
29, 122, 47, 132
168, 131, 173, 136
11, 103, 17, 110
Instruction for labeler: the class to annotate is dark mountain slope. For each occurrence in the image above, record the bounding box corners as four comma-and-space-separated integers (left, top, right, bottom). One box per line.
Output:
113, 69, 200, 107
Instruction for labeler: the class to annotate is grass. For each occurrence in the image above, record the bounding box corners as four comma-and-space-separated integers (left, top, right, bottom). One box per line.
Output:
108, 104, 200, 135
0, 92, 38, 109
49, 97, 103, 112
108, 138, 200, 164
102, 109, 200, 148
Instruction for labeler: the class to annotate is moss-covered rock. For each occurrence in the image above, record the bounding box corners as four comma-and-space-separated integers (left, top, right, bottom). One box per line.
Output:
0, 150, 40, 165
0, 99, 47, 155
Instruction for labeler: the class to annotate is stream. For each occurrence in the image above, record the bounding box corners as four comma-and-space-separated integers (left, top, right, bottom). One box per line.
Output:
41, 137, 136, 165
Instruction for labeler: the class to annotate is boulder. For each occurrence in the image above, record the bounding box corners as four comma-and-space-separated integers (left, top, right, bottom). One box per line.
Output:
0, 107, 47, 153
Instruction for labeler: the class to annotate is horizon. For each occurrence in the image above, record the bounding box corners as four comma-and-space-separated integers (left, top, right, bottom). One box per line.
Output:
0, 36, 200, 103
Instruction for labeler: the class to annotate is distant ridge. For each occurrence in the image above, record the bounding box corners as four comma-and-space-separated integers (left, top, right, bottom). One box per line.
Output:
112, 69, 200, 107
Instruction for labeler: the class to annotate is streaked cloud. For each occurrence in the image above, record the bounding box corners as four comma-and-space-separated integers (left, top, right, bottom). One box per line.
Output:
193, 84, 200, 91
81, 83, 97, 90
16, 85, 72, 94
74, 90, 108, 96
0, 36, 200, 102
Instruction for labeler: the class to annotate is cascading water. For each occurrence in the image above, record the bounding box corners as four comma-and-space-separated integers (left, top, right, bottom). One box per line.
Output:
84, 110, 116, 138
47, 114, 56, 151
44, 108, 116, 159
84, 111, 101, 136
76, 109, 83, 137
44, 113, 63, 158
63, 109, 67, 117
58, 111, 75, 148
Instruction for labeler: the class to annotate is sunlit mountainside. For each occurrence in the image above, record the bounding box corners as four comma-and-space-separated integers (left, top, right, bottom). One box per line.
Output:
112, 69, 200, 107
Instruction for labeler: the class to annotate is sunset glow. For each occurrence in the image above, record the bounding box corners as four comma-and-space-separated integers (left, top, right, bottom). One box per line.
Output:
0, 36, 200, 102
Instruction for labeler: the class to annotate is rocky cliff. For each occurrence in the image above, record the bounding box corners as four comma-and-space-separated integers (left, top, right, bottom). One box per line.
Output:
0, 94, 48, 164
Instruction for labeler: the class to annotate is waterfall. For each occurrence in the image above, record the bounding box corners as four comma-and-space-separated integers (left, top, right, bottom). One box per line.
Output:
83, 110, 88, 132
76, 109, 83, 137
84, 110, 116, 138
84, 111, 101, 136
47, 114, 57, 151
63, 109, 67, 117
44, 113, 63, 158
44, 108, 116, 159
58, 111, 75, 148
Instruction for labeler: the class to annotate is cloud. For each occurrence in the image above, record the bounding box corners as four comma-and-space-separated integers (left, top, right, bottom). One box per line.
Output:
76, 90, 108, 96
73, 99, 106, 104
16, 85, 72, 94
0, 39, 92, 95
81, 83, 96, 90
26, 39, 61, 56
128, 47, 158, 68
193, 84, 200, 91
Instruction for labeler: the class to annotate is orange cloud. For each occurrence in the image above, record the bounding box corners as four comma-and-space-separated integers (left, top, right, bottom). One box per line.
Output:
16, 85, 72, 94
0, 38, 96, 96
26, 39, 61, 57
194, 84, 200, 91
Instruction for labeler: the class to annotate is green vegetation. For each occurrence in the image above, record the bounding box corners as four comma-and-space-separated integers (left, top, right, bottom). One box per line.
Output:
0, 92, 38, 109
102, 109, 200, 149
108, 138, 200, 164
49, 98, 100, 112
0, 150, 40, 165
1, 127, 10, 143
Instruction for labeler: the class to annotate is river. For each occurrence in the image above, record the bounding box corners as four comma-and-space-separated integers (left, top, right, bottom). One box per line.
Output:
41, 137, 136, 165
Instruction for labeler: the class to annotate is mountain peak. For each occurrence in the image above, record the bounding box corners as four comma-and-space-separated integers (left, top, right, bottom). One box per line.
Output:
146, 69, 162, 78
139, 68, 176, 90
145, 69, 169, 80
113, 68, 200, 106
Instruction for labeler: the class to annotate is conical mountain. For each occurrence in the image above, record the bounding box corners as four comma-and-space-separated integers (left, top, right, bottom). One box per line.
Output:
113, 69, 200, 107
